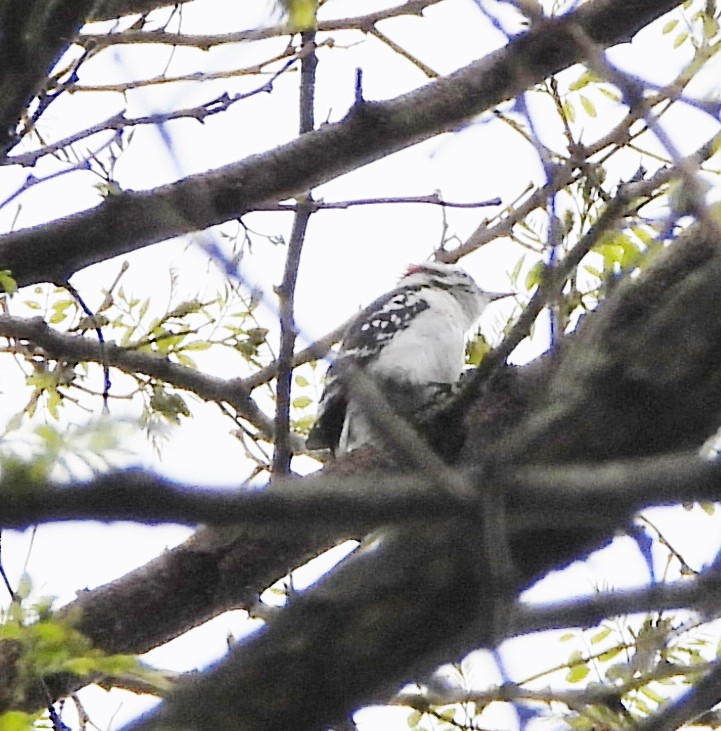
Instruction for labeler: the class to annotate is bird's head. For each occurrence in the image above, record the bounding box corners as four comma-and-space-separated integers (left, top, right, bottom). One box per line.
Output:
401, 261, 512, 323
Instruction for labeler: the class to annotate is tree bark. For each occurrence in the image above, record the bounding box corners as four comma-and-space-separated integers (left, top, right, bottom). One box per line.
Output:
0, 0, 681, 288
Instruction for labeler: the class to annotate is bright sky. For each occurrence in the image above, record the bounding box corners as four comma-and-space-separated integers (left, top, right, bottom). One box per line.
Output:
2, 1, 721, 729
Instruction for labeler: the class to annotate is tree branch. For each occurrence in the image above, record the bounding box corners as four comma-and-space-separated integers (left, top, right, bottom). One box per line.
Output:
121, 214, 721, 731
89, 0, 193, 21
272, 29, 317, 475
0, 0, 683, 288
0, 315, 298, 446
4, 210, 721, 720
82, 1, 442, 48
1, 451, 721, 531
510, 575, 721, 638
0, 0, 96, 156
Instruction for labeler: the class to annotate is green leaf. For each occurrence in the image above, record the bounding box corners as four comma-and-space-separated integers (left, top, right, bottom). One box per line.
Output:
246, 327, 269, 346
406, 710, 422, 728
182, 340, 212, 351
46, 389, 62, 420
566, 664, 590, 683
639, 685, 666, 704
294, 374, 310, 387
590, 627, 612, 644
598, 646, 623, 662
278, 0, 318, 29
0, 711, 40, 731
605, 662, 632, 682
292, 396, 312, 409
174, 352, 197, 369
292, 414, 315, 433
598, 87, 622, 103
662, 18, 679, 34
568, 69, 601, 91
150, 385, 190, 423
524, 260, 546, 291
633, 699, 652, 715
0, 270, 17, 295
674, 31, 689, 47
168, 299, 203, 318
466, 334, 491, 366
579, 94, 597, 118
509, 254, 526, 285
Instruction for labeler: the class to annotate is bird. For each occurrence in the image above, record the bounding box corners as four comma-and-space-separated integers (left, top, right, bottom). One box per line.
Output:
306, 261, 509, 455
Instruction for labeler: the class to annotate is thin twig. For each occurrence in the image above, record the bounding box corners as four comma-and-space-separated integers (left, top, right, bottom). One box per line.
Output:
254, 194, 502, 211
461, 131, 721, 396
442, 160, 579, 261
632, 661, 721, 731
77, 0, 442, 49
4, 58, 300, 168
566, 22, 721, 242
242, 322, 346, 390
272, 29, 318, 475
61, 281, 111, 412
0, 534, 17, 600
56, 45, 301, 94
368, 27, 439, 78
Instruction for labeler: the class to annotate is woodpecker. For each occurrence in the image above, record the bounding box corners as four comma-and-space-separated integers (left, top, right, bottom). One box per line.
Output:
306, 261, 509, 454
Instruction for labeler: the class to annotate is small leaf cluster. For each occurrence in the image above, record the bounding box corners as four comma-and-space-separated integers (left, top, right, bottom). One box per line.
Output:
0, 421, 128, 484
290, 364, 324, 436
662, 0, 721, 50
0, 588, 139, 711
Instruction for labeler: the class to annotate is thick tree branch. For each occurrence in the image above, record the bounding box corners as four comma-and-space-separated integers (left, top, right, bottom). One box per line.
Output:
0, 0, 682, 288
1, 451, 720, 530
0, 1, 703, 724
120, 215, 721, 731
0, 0, 96, 156
6, 214, 721, 723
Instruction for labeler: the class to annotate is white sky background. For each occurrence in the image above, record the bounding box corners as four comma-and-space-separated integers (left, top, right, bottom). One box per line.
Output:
2, 0, 721, 729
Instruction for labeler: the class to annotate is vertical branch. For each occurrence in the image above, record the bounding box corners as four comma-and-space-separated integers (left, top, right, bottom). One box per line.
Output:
272, 31, 317, 475
298, 32, 317, 134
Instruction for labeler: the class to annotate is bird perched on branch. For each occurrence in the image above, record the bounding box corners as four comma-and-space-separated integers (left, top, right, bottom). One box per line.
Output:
306, 261, 509, 455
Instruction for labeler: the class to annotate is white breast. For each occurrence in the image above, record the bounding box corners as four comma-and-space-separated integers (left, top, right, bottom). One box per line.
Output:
371, 288, 470, 384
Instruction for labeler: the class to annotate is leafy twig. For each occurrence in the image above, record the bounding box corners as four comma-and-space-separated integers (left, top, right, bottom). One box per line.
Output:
0, 314, 303, 449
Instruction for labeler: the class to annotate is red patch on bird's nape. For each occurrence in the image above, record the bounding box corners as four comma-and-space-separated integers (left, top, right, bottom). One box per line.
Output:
404, 263, 424, 277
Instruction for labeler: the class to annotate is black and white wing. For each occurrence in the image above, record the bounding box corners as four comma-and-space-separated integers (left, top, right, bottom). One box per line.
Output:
305, 286, 430, 451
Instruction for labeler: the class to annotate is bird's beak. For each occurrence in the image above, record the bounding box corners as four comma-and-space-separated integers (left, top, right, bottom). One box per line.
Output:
487, 291, 515, 302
